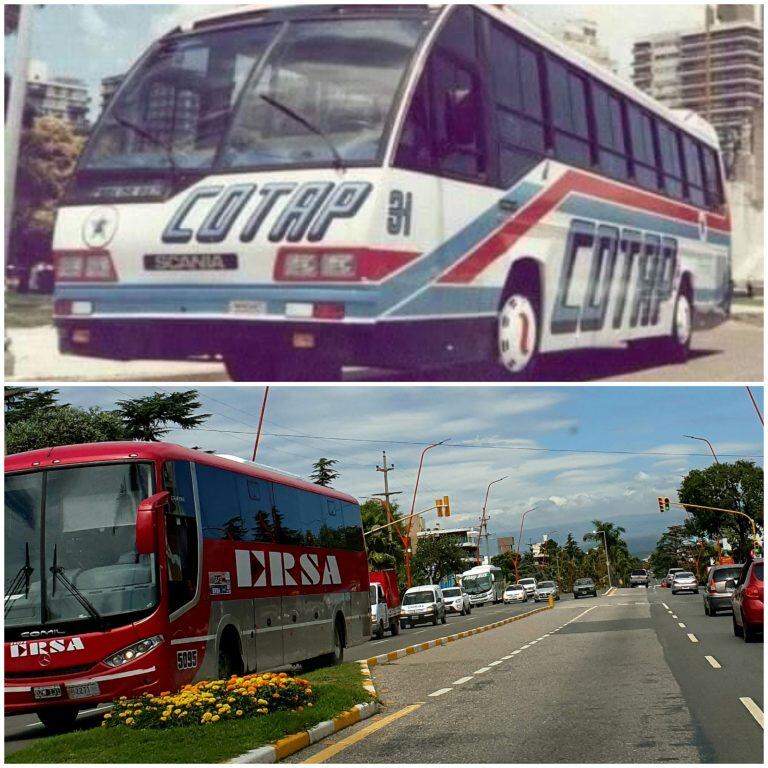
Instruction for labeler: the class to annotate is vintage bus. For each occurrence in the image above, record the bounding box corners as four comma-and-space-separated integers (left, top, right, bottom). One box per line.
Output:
5, 442, 369, 729
52, 4, 731, 381
461, 564, 505, 607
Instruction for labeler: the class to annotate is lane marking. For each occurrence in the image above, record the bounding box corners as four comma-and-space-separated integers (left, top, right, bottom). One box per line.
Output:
662, 602, 669, 609
667, 610, 673, 614
511, 650, 521, 655
520, 644, 530, 650
739, 698, 764, 729
687, 633, 698, 643
428, 688, 452, 698
501, 655, 513, 660
705, 656, 721, 669
304, 704, 422, 763
672, 614, 678, 619
489, 660, 503, 666
474, 667, 491, 674
452, 676, 473, 685
678, 622, 686, 628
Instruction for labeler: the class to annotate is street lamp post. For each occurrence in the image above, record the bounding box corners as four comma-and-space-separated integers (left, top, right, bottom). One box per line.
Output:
594, 529, 612, 589
513, 507, 536, 583
477, 476, 508, 564
684, 435, 720, 464
404, 439, 449, 588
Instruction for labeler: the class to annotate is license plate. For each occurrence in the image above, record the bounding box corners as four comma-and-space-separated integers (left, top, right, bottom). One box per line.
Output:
33, 685, 62, 700
66, 682, 100, 700
229, 300, 267, 317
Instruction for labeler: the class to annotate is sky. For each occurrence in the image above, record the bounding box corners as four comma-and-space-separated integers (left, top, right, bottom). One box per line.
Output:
4, 2, 713, 120
44, 385, 764, 558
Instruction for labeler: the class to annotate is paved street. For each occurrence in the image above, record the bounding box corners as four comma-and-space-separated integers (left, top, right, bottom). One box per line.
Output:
289, 588, 764, 764
7, 316, 763, 383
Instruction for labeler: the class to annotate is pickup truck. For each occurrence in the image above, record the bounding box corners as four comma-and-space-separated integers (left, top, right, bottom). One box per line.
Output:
630, 569, 650, 588
369, 570, 401, 639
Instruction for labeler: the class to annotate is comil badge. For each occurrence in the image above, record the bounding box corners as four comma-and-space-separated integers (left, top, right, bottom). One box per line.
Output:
82, 207, 119, 248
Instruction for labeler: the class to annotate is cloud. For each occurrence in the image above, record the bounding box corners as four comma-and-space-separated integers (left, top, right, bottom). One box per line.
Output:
80, 6, 109, 40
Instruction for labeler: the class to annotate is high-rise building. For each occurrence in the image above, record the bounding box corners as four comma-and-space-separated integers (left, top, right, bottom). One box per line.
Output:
24, 60, 90, 131
554, 18, 617, 74
632, 5, 763, 172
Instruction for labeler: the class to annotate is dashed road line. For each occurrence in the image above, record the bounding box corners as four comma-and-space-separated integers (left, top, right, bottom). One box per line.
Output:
489, 660, 503, 666
678, 622, 686, 628
501, 654, 513, 660
520, 644, 531, 649
687, 633, 698, 643
452, 676, 473, 685
474, 667, 491, 674
662, 602, 669, 609
428, 688, 452, 698
739, 698, 764, 728
705, 656, 721, 669
511, 649, 521, 655
672, 614, 678, 619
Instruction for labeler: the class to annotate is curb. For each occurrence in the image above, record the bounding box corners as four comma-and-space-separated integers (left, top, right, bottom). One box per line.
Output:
366, 604, 551, 668
228, 662, 379, 764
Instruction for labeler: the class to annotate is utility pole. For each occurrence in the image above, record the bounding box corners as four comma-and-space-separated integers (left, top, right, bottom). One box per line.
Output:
375, 451, 401, 542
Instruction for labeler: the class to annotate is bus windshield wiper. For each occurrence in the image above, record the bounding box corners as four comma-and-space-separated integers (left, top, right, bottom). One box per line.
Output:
111, 110, 178, 172
4, 542, 33, 618
50, 544, 103, 624
260, 94, 345, 171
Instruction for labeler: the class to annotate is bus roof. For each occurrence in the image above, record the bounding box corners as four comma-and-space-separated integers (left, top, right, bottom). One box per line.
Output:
5, 442, 359, 504
186, 3, 720, 149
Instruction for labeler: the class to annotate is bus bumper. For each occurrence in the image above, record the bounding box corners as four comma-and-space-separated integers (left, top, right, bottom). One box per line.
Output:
55, 316, 495, 371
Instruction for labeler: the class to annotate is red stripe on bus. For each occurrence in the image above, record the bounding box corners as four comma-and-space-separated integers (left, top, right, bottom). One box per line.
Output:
438, 170, 730, 285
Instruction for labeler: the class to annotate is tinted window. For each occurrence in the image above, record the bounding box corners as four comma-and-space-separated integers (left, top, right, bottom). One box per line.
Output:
547, 57, 591, 167
489, 22, 546, 186
237, 476, 274, 543
752, 563, 763, 582
196, 464, 246, 540
271, 483, 310, 546
682, 136, 705, 207
713, 566, 742, 582
592, 83, 629, 181
658, 122, 684, 200
628, 104, 660, 191
163, 461, 196, 518
702, 147, 724, 209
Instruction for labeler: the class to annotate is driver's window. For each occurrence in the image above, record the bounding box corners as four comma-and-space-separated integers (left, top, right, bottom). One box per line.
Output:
163, 462, 199, 615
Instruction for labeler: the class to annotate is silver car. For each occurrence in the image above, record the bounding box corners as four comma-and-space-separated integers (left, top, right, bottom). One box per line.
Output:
671, 571, 699, 595
534, 580, 560, 602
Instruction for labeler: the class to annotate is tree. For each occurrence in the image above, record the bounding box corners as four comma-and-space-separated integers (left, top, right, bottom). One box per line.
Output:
678, 461, 763, 562
5, 387, 62, 426
311, 458, 339, 488
6, 406, 126, 455
412, 535, 465, 586
9, 117, 85, 281
360, 500, 406, 580
490, 551, 517, 582
116, 391, 210, 441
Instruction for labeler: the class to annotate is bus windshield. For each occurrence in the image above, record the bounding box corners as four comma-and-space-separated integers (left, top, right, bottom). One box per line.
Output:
5, 464, 157, 629
463, 574, 492, 594
82, 16, 429, 173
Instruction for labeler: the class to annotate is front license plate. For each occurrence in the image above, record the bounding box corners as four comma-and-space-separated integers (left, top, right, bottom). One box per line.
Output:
33, 685, 62, 700
66, 682, 100, 700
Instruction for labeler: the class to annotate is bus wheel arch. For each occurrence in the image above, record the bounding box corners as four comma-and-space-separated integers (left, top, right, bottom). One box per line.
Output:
217, 624, 244, 679
497, 258, 544, 377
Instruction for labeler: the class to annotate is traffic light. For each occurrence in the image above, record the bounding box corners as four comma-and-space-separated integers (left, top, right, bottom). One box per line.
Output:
443, 496, 451, 517
436, 499, 444, 518
657, 496, 671, 514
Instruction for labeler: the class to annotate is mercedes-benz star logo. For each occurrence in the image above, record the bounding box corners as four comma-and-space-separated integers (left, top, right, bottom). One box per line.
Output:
82, 207, 119, 249
38, 653, 52, 668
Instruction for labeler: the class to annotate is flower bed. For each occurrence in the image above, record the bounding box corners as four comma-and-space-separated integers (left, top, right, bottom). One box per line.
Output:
102, 672, 314, 730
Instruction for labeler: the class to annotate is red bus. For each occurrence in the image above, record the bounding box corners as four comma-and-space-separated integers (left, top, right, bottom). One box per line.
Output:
4, 442, 370, 729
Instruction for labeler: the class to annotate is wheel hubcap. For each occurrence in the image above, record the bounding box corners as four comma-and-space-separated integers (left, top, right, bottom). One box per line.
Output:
675, 295, 692, 347
499, 295, 537, 373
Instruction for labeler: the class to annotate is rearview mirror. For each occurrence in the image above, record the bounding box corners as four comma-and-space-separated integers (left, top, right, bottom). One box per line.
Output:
725, 578, 736, 590
136, 491, 169, 555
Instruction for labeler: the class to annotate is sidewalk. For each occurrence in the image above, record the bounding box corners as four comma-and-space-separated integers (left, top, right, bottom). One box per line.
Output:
6, 325, 225, 382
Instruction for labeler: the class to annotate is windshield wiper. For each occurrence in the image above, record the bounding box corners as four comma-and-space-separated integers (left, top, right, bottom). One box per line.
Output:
111, 110, 178, 172
259, 94, 345, 171
4, 542, 34, 618
49, 544, 103, 624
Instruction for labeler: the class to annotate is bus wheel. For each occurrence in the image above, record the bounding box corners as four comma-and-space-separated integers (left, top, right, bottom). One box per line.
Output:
37, 706, 80, 732
218, 635, 244, 680
328, 618, 345, 665
668, 288, 693, 361
497, 293, 540, 378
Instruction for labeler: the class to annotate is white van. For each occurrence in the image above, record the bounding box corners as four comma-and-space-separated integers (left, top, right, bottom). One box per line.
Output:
400, 585, 446, 628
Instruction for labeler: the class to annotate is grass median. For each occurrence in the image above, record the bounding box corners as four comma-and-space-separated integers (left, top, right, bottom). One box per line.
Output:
7, 663, 373, 764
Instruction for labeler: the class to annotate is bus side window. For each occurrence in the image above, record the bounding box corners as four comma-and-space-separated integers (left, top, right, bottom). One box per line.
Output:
163, 462, 198, 615
238, 477, 275, 543
270, 483, 305, 546
701, 146, 724, 210
341, 502, 365, 552
682, 137, 706, 208
592, 83, 630, 182
323, 498, 346, 550
196, 465, 247, 541
658, 122, 685, 201
627, 104, 662, 192
546, 57, 591, 169
394, 74, 433, 172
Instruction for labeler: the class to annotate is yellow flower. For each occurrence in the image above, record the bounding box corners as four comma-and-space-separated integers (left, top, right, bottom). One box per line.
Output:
160, 716, 168, 722
134, 709, 142, 715
212, 715, 220, 723
126, 718, 135, 726
236, 710, 243, 717
103, 713, 112, 720
101, 721, 108, 728
257, 699, 267, 706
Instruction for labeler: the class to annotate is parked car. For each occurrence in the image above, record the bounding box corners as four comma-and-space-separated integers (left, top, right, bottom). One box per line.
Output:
671, 571, 699, 595
573, 578, 597, 599
730, 559, 763, 642
503, 584, 527, 604
703, 564, 743, 616
517, 577, 537, 597
442, 586, 472, 615
534, 580, 560, 602
630, 569, 650, 588
400, 585, 446, 628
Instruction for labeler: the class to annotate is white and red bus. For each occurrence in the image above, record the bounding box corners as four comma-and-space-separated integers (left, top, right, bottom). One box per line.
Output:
4, 442, 370, 729
52, 4, 731, 380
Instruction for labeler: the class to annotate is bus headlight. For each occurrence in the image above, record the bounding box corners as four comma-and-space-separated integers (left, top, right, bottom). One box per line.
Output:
103, 635, 163, 667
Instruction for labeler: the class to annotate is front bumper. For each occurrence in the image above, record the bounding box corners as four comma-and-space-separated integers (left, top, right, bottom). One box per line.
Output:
400, 611, 436, 624
704, 593, 734, 610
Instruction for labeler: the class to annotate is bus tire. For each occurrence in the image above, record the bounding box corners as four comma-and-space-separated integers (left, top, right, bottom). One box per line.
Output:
37, 706, 80, 732
497, 263, 542, 379
218, 629, 244, 680
667, 281, 694, 362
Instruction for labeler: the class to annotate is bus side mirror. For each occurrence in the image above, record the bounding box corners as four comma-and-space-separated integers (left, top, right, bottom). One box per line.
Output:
136, 491, 169, 555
